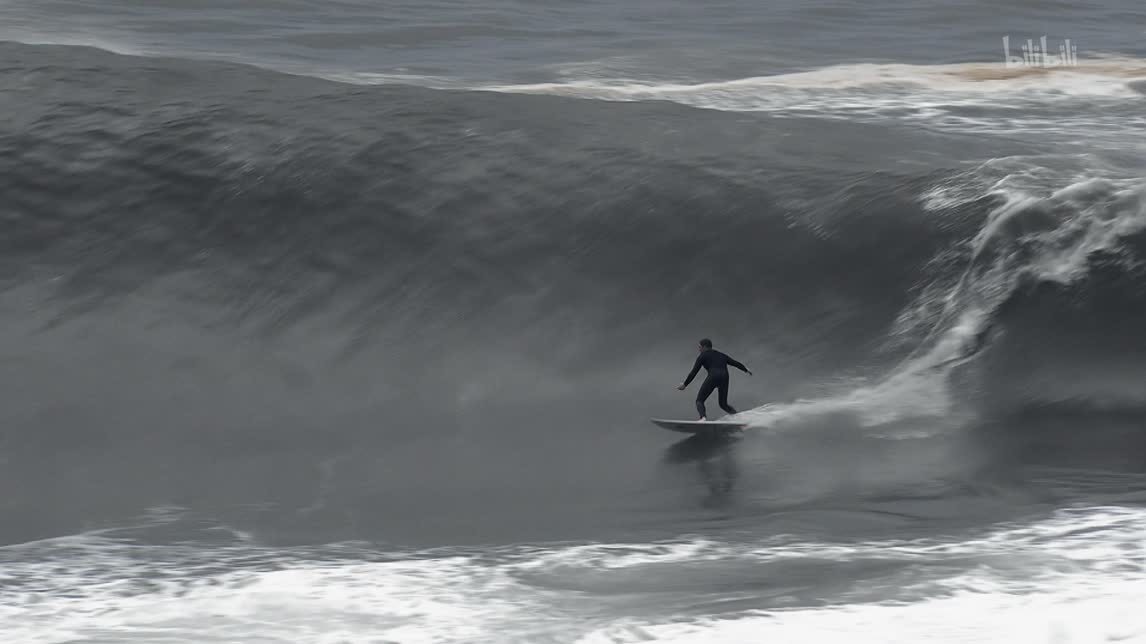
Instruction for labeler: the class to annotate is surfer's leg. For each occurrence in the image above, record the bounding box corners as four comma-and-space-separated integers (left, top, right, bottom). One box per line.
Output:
717, 377, 736, 415
696, 377, 717, 419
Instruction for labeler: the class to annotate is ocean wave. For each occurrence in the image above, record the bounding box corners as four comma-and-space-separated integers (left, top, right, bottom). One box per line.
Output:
3, 42, 1146, 422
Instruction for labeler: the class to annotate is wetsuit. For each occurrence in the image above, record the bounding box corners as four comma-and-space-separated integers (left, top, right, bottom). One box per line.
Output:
682, 349, 749, 418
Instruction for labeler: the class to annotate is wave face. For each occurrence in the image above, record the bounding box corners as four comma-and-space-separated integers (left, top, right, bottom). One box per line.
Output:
0, 43, 987, 407
3, 4, 1146, 639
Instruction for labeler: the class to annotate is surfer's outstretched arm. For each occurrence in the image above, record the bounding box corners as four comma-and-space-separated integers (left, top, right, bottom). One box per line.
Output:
679, 356, 703, 388
726, 355, 752, 375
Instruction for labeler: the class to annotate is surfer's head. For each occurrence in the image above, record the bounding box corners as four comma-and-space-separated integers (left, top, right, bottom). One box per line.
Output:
698, 338, 712, 351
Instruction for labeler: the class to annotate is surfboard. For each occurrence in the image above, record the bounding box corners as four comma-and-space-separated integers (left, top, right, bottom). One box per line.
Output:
650, 418, 748, 434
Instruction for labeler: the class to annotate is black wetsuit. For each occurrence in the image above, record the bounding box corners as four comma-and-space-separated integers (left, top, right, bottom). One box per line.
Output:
682, 349, 749, 418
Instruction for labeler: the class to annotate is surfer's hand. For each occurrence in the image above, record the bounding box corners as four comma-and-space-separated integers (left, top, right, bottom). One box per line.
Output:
676, 383, 686, 391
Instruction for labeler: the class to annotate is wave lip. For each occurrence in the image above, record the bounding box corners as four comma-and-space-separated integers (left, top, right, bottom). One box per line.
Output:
480, 59, 1146, 138
490, 58, 1146, 96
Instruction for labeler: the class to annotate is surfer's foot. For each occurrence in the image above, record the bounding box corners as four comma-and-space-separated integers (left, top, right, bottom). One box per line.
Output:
698, 416, 707, 421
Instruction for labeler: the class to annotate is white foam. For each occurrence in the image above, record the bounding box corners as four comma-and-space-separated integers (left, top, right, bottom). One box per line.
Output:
583, 507, 1146, 644
3, 507, 1145, 643
0, 550, 555, 644
5, 507, 1146, 643
591, 580, 1146, 644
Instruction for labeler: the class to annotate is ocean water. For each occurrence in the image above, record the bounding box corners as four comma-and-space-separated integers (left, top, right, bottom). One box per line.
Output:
2, 1, 1146, 642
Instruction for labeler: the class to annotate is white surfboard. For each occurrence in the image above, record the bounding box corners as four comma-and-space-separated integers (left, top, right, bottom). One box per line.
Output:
650, 418, 748, 434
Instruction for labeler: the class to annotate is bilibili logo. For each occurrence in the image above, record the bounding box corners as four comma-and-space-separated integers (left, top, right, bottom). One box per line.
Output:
1002, 36, 1078, 67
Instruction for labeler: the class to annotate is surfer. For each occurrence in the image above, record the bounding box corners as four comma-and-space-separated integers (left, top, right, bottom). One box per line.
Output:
677, 338, 752, 420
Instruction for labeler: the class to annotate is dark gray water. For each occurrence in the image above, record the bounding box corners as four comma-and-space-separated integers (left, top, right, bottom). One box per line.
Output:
2, 1, 1146, 642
